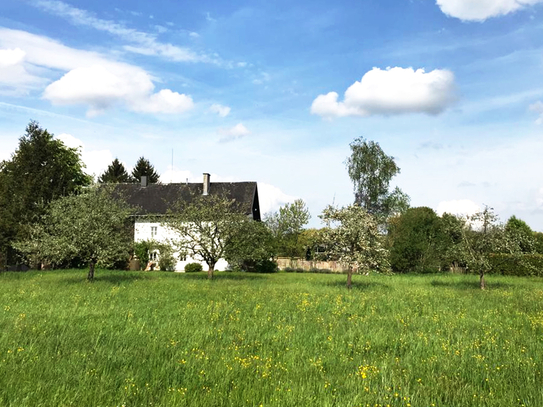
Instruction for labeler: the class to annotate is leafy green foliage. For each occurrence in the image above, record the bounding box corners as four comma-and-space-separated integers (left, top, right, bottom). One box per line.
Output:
157, 245, 176, 271
0, 121, 92, 267
388, 207, 443, 273
345, 137, 409, 221
504, 216, 535, 253
98, 158, 135, 183
224, 220, 276, 272
486, 253, 543, 276
131, 156, 160, 184
461, 206, 521, 289
14, 186, 133, 280
264, 199, 310, 257
166, 194, 246, 279
184, 262, 203, 272
320, 204, 389, 288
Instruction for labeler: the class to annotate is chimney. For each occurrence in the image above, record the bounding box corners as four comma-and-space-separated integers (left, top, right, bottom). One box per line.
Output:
141, 176, 148, 187
203, 173, 210, 195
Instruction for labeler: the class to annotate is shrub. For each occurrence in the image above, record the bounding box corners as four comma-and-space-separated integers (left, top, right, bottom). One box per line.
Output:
485, 253, 543, 277
254, 259, 278, 273
185, 263, 203, 273
134, 241, 153, 269
158, 246, 176, 272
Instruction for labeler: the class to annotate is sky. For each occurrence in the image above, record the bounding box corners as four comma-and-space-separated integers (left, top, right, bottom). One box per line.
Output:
1, 0, 543, 230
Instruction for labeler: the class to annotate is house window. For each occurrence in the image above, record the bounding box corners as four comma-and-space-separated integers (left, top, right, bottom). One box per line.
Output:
151, 226, 157, 237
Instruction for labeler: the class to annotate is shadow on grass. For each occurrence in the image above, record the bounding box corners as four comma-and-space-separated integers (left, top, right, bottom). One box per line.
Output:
63, 271, 154, 285
430, 279, 515, 290
325, 279, 390, 290
181, 272, 266, 281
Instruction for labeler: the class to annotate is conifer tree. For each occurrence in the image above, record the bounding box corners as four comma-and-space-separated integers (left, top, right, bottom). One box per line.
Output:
98, 158, 134, 183
131, 156, 160, 184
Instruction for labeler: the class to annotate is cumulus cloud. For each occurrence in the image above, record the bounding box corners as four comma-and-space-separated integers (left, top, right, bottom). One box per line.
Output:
257, 183, 298, 214
43, 65, 193, 117
0, 29, 195, 115
311, 67, 456, 119
209, 103, 231, 117
436, 0, 543, 21
56, 133, 113, 178
529, 101, 543, 125
218, 123, 250, 143
436, 199, 481, 217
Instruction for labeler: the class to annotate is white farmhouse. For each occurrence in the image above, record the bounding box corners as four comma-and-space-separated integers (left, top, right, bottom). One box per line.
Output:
115, 173, 261, 272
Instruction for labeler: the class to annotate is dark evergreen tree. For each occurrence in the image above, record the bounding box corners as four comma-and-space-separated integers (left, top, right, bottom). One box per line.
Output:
0, 120, 92, 267
98, 158, 134, 183
131, 156, 160, 184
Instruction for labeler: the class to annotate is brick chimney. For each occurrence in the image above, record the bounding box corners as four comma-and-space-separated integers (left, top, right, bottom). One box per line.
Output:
203, 173, 210, 195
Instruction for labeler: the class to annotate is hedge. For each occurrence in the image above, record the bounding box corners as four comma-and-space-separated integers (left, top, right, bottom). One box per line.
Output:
486, 253, 543, 277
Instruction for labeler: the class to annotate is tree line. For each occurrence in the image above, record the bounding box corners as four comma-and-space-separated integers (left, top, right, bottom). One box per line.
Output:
2, 121, 542, 290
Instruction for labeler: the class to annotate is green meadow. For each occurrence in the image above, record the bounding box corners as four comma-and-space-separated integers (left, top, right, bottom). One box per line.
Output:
1, 270, 542, 407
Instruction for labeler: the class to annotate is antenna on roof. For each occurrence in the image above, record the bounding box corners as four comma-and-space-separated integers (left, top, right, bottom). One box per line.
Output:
171, 148, 173, 184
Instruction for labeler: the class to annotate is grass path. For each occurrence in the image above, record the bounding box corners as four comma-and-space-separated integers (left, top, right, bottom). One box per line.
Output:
1, 270, 542, 406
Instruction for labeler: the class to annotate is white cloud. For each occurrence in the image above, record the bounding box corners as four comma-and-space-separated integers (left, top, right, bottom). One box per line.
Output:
436, 199, 481, 217
43, 64, 193, 117
209, 103, 231, 117
529, 101, 543, 125
55, 133, 113, 178
131, 89, 194, 114
436, 0, 543, 21
33, 0, 219, 64
218, 123, 250, 142
311, 67, 456, 119
0, 47, 25, 67
257, 183, 297, 214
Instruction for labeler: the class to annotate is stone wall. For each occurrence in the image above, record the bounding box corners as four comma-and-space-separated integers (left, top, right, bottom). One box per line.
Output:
276, 257, 347, 273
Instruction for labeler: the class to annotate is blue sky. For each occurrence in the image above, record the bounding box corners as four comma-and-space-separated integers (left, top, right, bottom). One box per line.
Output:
1, 0, 543, 229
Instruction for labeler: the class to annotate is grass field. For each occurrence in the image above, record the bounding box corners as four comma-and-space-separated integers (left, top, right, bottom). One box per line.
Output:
1, 270, 542, 407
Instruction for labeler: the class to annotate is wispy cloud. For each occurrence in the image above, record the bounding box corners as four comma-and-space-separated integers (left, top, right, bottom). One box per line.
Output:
32, 0, 222, 64
218, 123, 250, 143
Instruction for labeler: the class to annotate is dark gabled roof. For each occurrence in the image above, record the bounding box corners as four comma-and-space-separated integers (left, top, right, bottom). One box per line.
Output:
111, 182, 260, 218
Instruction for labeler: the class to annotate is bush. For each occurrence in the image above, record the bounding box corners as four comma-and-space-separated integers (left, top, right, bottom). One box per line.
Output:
185, 263, 203, 273
158, 246, 176, 272
254, 259, 278, 273
486, 253, 543, 277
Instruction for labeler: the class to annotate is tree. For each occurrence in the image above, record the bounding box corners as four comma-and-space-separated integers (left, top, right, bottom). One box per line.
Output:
131, 156, 160, 184
504, 216, 535, 254
224, 220, 276, 272
388, 207, 443, 273
461, 206, 518, 290
0, 121, 92, 267
345, 137, 409, 222
264, 199, 311, 257
98, 158, 134, 183
320, 205, 389, 289
14, 186, 134, 281
166, 194, 245, 279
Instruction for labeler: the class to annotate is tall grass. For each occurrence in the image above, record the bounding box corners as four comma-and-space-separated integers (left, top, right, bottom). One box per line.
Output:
1, 270, 542, 406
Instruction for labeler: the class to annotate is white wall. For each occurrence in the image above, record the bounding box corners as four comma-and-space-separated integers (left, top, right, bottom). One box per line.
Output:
134, 220, 229, 272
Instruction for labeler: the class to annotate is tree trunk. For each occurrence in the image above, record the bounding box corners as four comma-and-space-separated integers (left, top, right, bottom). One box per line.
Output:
207, 264, 215, 280
87, 261, 95, 281
346, 269, 353, 289
480, 271, 486, 290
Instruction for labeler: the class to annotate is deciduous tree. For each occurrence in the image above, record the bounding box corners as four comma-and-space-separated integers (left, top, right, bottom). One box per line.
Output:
14, 186, 134, 281
166, 194, 245, 279
320, 204, 389, 289
345, 137, 409, 222
0, 121, 91, 267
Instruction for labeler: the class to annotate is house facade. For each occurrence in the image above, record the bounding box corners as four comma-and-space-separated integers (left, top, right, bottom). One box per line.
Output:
115, 173, 261, 272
